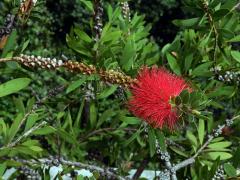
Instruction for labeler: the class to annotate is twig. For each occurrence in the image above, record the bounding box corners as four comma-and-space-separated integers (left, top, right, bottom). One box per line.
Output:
231, 2, 240, 12
201, 0, 219, 65
1, 121, 47, 150
172, 115, 240, 172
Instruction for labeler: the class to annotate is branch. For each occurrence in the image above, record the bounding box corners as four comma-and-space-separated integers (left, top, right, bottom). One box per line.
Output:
0, 55, 136, 88
155, 140, 177, 180
2, 121, 47, 149
172, 115, 240, 171
15, 157, 128, 180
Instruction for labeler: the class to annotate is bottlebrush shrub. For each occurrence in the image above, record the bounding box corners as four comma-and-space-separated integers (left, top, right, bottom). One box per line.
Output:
0, 0, 240, 180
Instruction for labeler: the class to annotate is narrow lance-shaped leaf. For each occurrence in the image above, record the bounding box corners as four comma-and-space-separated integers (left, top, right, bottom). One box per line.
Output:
166, 53, 181, 75
198, 119, 205, 145
0, 78, 31, 98
148, 127, 156, 157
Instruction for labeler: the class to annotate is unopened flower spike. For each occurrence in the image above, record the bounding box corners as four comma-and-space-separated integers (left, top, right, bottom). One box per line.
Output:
128, 67, 191, 130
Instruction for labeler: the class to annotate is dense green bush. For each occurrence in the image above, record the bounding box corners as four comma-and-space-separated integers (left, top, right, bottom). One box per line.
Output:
0, 0, 240, 179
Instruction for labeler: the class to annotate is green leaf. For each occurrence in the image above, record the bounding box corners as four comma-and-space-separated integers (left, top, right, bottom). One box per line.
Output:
74, 28, 92, 43
0, 120, 7, 137
107, 4, 113, 20
77, 175, 85, 180
120, 37, 136, 71
232, 147, 240, 168
21, 39, 30, 52
66, 78, 87, 94
186, 130, 198, 151
90, 101, 97, 128
169, 146, 188, 157
57, 129, 78, 144
0, 163, 6, 176
155, 130, 166, 151
0, 78, 31, 98
123, 128, 143, 147
192, 62, 213, 77
184, 53, 193, 72
79, 0, 93, 12
198, 119, 205, 145
206, 152, 232, 160
29, 146, 43, 152
97, 109, 116, 128
208, 141, 232, 149
120, 117, 141, 125
22, 140, 39, 146
6, 113, 23, 144
166, 53, 181, 75
148, 128, 156, 157
209, 157, 221, 178
24, 113, 39, 132
208, 86, 235, 98
172, 17, 200, 27
0, 148, 10, 157
1, 30, 17, 58
231, 50, 240, 63
101, 31, 121, 43
211, 137, 225, 143
227, 35, 240, 42
13, 97, 25, 114
224, 163, 236, 177
74, 98, 85, 128
98, 85, 118, 99
213, 9, 229, 21
219, 28, 235, 39
33, 126, 56, 135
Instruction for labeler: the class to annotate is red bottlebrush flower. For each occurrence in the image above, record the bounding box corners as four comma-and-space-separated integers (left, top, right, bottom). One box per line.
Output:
128, 67, 190, 130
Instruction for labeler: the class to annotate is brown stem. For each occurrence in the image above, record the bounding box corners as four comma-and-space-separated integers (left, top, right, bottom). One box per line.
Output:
132, 158, 149, 180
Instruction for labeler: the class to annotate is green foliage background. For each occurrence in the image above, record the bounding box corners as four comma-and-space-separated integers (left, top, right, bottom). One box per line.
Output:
0, 0, 240, 179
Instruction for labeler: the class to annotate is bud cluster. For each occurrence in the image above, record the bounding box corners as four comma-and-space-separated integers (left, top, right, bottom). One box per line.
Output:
85, 83, 95, 101
7, 55, 136, 88
158, 169, 170, 180
64, 61, 96, 75
48, 155, 61, 166
0, 14, 16, 39
19, 54, 64, 69
99, 69, 136, 88
217, 71, 240, 84
210, 67, 240, 85
121, 2, 131, 22
211, 118, 234, 138
114, 86, 126, 101
87, 149, 102, 162
212, 165, 224, 180
156, 140, 170, 161
18, 166, 40, 180
93, 0, 103, 40
226, 118, 233, 127
213, 125, 224, 137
